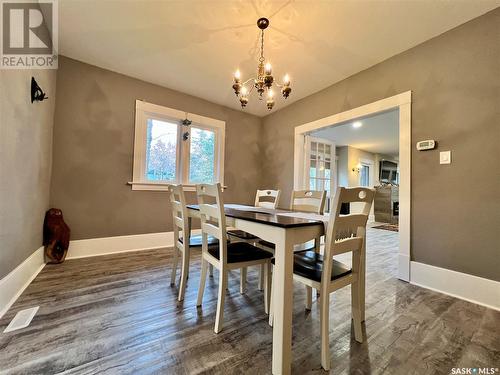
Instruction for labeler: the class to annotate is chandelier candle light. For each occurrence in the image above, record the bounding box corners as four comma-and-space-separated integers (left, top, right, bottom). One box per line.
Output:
232, 17, 292, 110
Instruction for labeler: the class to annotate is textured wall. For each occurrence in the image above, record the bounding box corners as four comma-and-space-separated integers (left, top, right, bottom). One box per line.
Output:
50, 56, 263, 240
0, 70, 57, 279
261, 9, 500, 281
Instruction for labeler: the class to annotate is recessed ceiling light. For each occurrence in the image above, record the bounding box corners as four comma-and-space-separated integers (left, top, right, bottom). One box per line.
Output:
352, 121, 362, 128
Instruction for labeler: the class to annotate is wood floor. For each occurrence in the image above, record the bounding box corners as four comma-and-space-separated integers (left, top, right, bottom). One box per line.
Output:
1, 228, 499, 374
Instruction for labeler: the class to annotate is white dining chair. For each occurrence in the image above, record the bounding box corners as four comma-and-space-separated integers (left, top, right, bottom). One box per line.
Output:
169, 184, 218, 301
290, 189, 327, 214
259, 189, 326, 253
269, 187, 375, 370
255, 189, 281, 209
196, 183, 273, 333
228, 189, 281, 241
228, 189, 281, 292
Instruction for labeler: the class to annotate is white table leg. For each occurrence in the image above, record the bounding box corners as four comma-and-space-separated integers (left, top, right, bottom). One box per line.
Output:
272, 233, 294, 375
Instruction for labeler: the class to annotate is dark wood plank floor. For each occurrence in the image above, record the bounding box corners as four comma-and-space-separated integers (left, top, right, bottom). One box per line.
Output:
1, 228, 499, 374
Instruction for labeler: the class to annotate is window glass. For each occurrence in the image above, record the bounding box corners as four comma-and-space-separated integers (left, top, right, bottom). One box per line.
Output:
146, 119, 178, 181
310, 159, 317, 179
360, 165, 370, 187
309, 178, 316, 190
189, 127, 216, 183
325, 179, 330, 192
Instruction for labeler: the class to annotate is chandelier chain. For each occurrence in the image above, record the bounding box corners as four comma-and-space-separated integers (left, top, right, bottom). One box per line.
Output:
259, 30, 265, 63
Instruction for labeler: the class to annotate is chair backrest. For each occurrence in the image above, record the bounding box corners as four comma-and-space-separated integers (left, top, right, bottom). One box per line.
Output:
195, 183, 228, 263
290, 190, 327, 214
169, 185, 189, 250
255, 189, 281, 209
322, 187, 375, 285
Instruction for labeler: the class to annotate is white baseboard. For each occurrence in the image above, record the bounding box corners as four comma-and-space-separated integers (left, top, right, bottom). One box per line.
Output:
410, 261, 500, 311
0, 246, 45, 319
67, 231, 177, 259
398, 254, 410, 282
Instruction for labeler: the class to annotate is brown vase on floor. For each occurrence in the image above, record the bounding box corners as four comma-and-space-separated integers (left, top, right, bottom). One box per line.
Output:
43, 208, 71, 263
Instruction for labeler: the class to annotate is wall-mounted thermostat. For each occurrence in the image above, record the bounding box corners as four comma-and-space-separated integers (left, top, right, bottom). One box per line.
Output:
416, 140, 436, 151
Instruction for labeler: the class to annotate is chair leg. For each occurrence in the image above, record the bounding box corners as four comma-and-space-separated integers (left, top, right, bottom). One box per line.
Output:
264, 262, 271, 314
209, 263, 214, 277
320, 291, 331, 371
240, 267, 247, 294
214, 270, 228, 333
170, 247, 179, 286
268, 266, 274, 326
258, 263, 265, 291
178, 249, 190, 301
305, 285, 313, 310
314, 236, 321, 254
352, 280, 364, 343
196, 259, 208, 307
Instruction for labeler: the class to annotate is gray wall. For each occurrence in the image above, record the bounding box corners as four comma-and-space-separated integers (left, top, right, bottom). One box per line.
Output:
261, 9, 500, 281
0, 70, 57, 279
50, 56, 263, 240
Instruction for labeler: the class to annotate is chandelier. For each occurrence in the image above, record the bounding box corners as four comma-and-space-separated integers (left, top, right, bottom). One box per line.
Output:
232, 17, 292, 111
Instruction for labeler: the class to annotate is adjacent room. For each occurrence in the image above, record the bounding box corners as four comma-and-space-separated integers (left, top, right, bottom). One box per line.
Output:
1, 1, 499, 374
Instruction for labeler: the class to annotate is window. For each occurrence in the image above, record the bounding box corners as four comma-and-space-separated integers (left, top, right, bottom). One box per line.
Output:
358, 159, 374, 187
360, 165, 370, 187
131, 100, 225, 191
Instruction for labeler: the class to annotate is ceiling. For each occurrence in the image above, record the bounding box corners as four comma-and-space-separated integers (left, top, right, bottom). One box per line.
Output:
59, 1, 500, 117
311, 109, 399, 156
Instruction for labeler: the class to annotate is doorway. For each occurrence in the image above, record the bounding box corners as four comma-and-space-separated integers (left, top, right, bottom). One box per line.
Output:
293, 92, 411, 281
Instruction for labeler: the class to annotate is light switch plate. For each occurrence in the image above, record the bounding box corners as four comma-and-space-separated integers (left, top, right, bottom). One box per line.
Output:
440, 151, 451, 164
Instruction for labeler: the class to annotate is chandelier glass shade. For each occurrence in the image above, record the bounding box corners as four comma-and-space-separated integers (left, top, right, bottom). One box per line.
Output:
232, 17, 292, 111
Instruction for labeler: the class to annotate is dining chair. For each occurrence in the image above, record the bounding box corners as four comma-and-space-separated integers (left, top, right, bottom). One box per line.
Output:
169, 184, 218, 301
255, 189, 281, 209
269, 187, 375, 371
228, 189, 281, 292
228, 189, 281, 240
196, 183, 273, 333
290, 189, 327, 214
259, 189, 326, 252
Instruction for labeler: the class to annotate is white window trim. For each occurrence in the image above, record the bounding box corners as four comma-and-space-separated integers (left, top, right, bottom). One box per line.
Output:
130, 100, 225, 191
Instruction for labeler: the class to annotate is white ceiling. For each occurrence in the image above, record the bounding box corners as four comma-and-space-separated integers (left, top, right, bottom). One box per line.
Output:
59, 0, 500, 117
311, 109, 399, 156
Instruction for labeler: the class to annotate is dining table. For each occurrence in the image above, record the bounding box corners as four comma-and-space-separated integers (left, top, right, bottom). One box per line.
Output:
186, 203, 327, 375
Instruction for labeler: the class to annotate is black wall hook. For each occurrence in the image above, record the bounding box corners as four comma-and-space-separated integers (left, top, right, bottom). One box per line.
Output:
31, 77, 48, 103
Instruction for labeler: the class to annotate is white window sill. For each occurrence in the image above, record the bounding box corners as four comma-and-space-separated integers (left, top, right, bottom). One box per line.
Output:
127, 182, 226, 192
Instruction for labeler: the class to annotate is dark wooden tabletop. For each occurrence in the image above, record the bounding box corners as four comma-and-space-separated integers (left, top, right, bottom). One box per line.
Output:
186, 204, 324, 228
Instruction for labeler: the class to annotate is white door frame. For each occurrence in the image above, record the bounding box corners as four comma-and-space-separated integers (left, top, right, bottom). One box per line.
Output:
293, 91, 411, 281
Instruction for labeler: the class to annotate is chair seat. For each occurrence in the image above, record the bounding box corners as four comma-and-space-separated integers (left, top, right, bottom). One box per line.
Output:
271, 250, 352, 282
259, 239, 317, 252
208, 242, 273, 263
179, 234, 222, 248
228, 229, 259, 240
